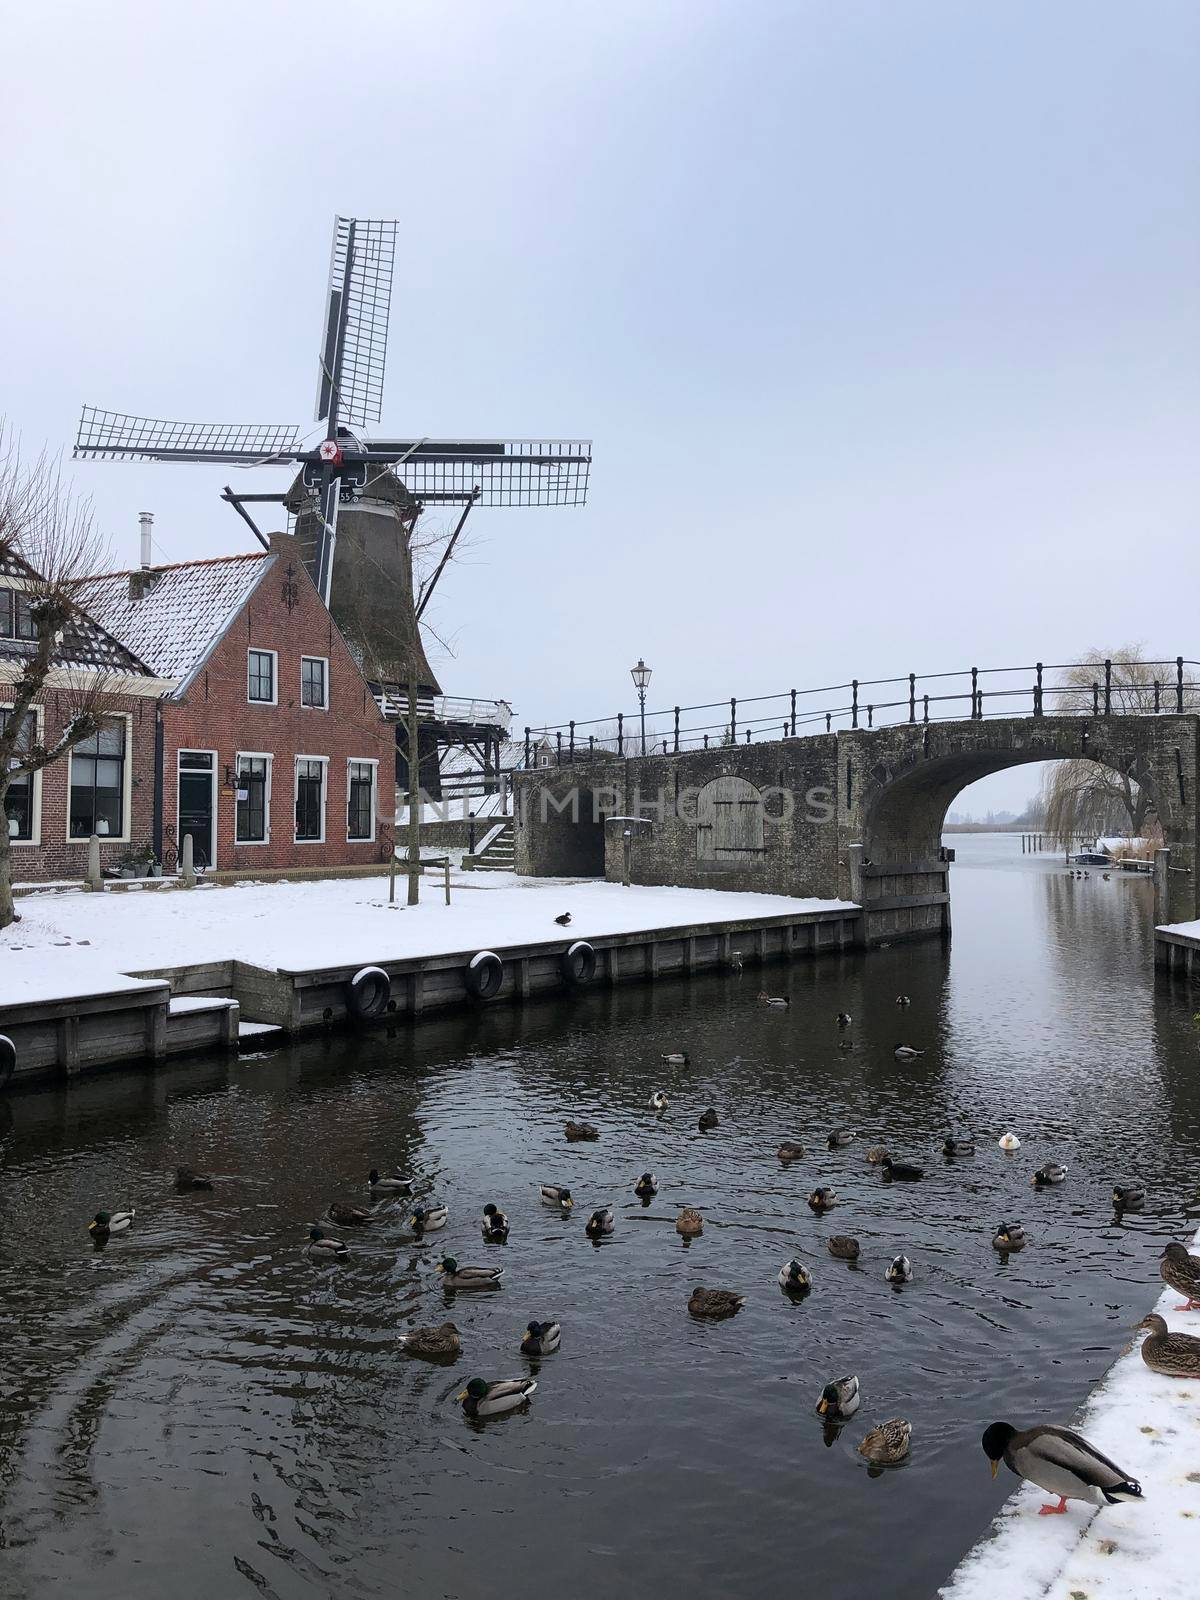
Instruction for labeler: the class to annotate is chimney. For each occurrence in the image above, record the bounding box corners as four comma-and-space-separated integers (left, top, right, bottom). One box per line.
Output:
139, 511, 153, 570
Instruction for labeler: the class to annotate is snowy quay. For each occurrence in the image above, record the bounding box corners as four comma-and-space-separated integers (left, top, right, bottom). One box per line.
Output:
0, 873, 860, 1086
940, 1223, 1200, 1600
1154, 916, 1200, 983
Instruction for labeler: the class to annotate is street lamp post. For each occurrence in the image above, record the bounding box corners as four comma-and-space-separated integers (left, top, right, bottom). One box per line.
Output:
630, 658, 652, 755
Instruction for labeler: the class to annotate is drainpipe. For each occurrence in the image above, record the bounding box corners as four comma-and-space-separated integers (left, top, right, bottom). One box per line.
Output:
152, 709, 164, 866
139, 511, 154, 569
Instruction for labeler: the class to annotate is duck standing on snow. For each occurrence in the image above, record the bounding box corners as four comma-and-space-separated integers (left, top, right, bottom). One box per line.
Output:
894, 1044, 925, 1061
1160, 1241, 1200, 1310
521, 1319, 562, 1356
816, 1375, 860, 1420
554, 913, 572, 927
1136, 1314, 1200, 1376
458, 1377, 537, 1417
980, 1422, 1142, 1514
481, 1203, 510, 1242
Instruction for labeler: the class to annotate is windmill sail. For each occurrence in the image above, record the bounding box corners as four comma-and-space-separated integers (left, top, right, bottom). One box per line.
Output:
315, 216, 397, 430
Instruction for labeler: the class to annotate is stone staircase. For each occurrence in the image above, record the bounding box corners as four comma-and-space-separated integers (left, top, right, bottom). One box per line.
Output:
465, 818, 516, 872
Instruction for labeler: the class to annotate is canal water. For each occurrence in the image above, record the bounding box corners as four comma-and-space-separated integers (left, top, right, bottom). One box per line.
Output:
1, 835, 1197, 1600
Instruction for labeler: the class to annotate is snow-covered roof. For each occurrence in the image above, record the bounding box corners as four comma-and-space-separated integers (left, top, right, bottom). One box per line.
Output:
2, 547, 153, 677
1097, 836, 1151, 853
82, 554, 271, 684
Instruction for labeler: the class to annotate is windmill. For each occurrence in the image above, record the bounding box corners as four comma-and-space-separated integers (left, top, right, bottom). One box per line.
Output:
73, 215, 591, 705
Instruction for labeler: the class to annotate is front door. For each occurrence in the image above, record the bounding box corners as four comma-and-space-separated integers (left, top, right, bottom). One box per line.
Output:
177, 751, 216, 869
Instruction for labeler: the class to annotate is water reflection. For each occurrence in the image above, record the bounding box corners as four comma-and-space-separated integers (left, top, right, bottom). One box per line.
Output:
1, 834, 1197, 1599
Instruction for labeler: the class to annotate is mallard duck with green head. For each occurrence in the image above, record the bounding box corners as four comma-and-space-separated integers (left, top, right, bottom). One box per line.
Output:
981, 1422, 1142, 1513
458, 1377, 536, 1417
88, 1208, 135, 1241
816, 1375, 860, 1419
437, 1256, 504, 1289
521, 1319, 561, 1356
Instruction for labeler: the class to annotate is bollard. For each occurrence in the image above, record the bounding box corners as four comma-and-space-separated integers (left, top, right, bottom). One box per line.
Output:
181, 832, 196, 889
444, 859, 451, 906
84, 833, 103, 892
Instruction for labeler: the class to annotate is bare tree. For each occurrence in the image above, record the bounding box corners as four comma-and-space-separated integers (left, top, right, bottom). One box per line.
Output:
1039, 647, 1200, 850
0, 430, 118, 928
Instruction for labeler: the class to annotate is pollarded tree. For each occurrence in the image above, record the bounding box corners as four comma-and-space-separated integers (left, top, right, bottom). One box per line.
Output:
1039, 647, 1200, 850
0, 431, 120, 928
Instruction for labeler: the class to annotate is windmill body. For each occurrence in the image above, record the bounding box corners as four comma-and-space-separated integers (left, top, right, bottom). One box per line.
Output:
73, 215, 591, 784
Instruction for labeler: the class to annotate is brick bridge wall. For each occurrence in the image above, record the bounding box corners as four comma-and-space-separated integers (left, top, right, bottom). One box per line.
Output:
514, 714, 1200, 944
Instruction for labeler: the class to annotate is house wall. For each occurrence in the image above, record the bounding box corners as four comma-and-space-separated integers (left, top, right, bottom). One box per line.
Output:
160, 537, 395, 873
5, 689, 158, 882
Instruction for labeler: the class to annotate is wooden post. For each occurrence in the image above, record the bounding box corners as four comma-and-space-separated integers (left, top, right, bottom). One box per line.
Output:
444, 859, 451, 905
406, 675, 421, 906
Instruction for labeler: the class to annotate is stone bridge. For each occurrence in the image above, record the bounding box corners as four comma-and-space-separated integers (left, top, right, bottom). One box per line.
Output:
513, 715, 1199, 943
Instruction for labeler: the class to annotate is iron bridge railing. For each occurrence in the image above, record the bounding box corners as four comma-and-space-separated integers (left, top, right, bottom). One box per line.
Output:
523, 656, 1200, 766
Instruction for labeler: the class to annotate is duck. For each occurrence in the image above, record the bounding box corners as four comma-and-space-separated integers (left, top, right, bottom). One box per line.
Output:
894, 1044, 925, 1061
807, 1186, 836, 1213
1103, 872, 1111, 881
554, 912, 572, 926
885, 1254, 913, 1284
993, 1222, 1026, 1252
981, 1422, 1142, 1514
857, 1418, 911, 1465
585, 1206, 615, 1238
88, 1209, 135, 1240
399, 1322, 461, 1359
328, 1201, 371, 1226
437, 1256, 505, 1289
997, 1131, 1021, 1152
409, 1203, 449, 1232
1136, 1313, 1200, 1376
676, 1207, 704, 1238
634, 1172, 659, 1199
481, 1203, 510, 1242
777, 1141, 806, 1162
880, 1156, 923, 1181
1112, 1182, 1145, 1211
865, 1146, 890, 1164
458, 1377, 537, 1417
305, 1225, 348, 1259
838, 1040, 855, 1052
1031, 1163, 1068, 1187
521, 1319, 562, 1356
661, 1051, 689, 1066
698, 1107, 719, 1131
759, 993, 790, 1009
779, 1259, 812, 1292
895, 995, 911, 1007
688, 1286, 746, 1319
1159, 1241, 1200, 1310
836, 1011, 853, 1028
175, 1167, 213, 1191
943, 1137, 975, 1157
648, 1090, 669, 1112
816, 1375, 860, 1420
540, 1184, 574, 1213
828, 1235, 860, 1261
565, 1121, 599, 1142
827, 1128, 857, 1148
368, 1168, 411, 1195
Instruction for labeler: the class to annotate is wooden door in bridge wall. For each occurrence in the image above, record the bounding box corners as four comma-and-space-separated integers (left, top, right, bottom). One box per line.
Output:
696, 775, 766, 862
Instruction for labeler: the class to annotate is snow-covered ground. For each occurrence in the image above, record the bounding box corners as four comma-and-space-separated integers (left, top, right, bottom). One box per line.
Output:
1157, 917, 1200, 939
940, 1223, 1200, 1600
1, 872, 855, 1003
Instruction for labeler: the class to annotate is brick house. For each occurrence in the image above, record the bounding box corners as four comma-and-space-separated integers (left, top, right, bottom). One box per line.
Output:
83, 532, 395, 873
2, 549, 167, 882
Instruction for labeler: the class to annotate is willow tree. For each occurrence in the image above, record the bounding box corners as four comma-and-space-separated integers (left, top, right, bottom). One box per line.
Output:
0, 433, 114, 928
1039, 647, 1198, 849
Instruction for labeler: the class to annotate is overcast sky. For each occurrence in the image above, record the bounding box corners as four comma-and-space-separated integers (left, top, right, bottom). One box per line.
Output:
6, 2, 1198, 813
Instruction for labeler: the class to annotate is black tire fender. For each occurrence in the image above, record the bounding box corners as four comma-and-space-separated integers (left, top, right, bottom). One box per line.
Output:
347, 965, 391, 1021
559, 940, 596, 985
465, 950, 504, 1001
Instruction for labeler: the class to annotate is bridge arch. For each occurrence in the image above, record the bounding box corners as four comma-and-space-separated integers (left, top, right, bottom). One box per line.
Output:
849, 716, 1194, 942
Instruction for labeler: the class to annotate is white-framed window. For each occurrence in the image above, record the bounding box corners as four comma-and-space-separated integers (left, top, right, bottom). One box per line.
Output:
236, 752, 272, 844
0, 587, 38, 641
301, 655, 329, 710
294, 755, 327, 843
68, 714, 132, 843
247, 648, 277, 705
1, 703, 42, 844
347, 758, 377, 841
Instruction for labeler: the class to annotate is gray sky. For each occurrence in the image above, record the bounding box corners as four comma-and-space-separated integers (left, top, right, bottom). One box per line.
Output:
6, 1, 1198, 815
